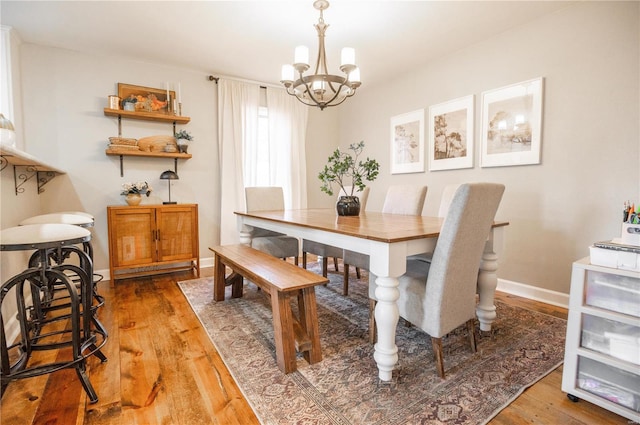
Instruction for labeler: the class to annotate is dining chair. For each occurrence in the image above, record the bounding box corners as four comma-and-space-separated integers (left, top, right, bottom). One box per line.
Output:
244, 187, 300, 264
302, 186, 369, 295
409, 183, 461, 263
369, 183, 505, 378
342, 185, 427, 294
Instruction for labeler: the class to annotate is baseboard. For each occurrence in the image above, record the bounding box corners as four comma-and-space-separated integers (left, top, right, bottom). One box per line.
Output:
95, 257, 215, 282
497, 278, 569, 309
98, 259, 568, 308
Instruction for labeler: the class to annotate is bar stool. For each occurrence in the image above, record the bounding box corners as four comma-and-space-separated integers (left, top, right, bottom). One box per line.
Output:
19, 212, 104, 305
0, 224, 107, 403
20, 212, 95, 259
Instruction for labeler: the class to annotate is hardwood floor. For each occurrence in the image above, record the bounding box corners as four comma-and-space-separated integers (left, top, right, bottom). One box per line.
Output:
1, 267, 630, 424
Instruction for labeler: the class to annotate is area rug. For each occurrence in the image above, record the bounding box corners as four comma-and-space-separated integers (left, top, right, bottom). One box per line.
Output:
178, 262, 566, 425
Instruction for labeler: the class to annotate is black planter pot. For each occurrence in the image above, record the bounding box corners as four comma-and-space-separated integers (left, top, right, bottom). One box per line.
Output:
336, 196, 361, 216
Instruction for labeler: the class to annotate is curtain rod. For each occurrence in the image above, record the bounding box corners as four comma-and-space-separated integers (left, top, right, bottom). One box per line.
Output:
208, 74, 281, 90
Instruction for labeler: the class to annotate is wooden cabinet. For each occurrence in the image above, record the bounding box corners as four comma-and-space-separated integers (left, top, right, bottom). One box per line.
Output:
107, 204, 199, 281
562, 257, 640, 422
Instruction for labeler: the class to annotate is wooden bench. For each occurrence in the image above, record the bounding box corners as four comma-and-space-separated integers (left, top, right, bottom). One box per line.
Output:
208, 244, 329, 374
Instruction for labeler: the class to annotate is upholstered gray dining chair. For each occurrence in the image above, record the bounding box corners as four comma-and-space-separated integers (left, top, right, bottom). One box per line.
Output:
244, 187, 300, 264
369, 183, 505, 378
408, 183, 461, 264
342, 185, 427, 293
302, 186, 369, 295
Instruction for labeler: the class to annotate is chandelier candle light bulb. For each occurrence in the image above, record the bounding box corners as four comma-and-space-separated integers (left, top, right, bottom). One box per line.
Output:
341, 47, 355, 67
294, 46, 310, 67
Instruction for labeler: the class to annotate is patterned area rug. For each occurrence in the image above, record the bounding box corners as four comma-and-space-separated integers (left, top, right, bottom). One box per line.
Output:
178, 262, 566, 425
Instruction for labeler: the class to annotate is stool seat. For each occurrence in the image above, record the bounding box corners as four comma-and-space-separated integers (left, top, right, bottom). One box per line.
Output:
1, 224, 90, 251
57, 211, 94, 219
20, 213, 94, 228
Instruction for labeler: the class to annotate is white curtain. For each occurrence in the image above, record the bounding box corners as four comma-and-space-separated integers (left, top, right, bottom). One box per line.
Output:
217, 79, 309, 244
217, 79, 260, 245
266, 88, 309, 209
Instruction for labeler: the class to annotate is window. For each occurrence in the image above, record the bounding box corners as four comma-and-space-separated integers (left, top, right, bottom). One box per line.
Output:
254, 106, 270, 184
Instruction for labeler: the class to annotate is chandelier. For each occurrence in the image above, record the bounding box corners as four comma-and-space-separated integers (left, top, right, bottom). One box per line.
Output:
280, 0, 361, 110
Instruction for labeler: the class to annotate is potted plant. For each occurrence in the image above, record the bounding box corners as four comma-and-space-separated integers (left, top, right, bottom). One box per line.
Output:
318, 141, 380, 216
174, 129, 193, 153
121, 181, 152, 206
122, 95, 138, 111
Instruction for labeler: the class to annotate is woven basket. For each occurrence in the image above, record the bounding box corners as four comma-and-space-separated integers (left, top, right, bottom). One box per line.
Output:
107, 144, 140, 152
108, 136, 138, 146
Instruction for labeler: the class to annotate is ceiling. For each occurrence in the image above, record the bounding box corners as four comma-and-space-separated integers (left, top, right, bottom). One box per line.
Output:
1, 1, 574, 88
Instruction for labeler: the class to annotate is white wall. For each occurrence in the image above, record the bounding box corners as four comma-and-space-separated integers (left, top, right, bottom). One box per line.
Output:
331, 1, 640, 294
9, 45, 220, 273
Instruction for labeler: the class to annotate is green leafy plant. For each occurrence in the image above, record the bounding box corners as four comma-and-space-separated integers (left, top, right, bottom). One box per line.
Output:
122, 95, 137, 105
174, 129, 193, 141
318, 141, 380, 196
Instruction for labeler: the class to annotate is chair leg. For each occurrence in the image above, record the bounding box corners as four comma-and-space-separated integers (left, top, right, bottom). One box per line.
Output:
431, 337, 445, 379
294, 256, 299, 266
322, 257, 328, 277
343, 264, 349, 295
467, 319, 477, 353
333, 257, 339, 272
368, 299, 377, 344
355, 267, 361, 279
302, 252, 308, 269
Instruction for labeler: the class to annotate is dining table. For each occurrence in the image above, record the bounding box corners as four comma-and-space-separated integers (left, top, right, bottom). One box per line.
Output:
235, 208, 509, 381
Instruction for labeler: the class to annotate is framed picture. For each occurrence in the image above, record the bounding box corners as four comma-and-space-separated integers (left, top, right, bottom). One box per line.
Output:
480, 77, 544, 167
117, 83, 175, 114
428, 95, 474, 171
390, 109, 424, 174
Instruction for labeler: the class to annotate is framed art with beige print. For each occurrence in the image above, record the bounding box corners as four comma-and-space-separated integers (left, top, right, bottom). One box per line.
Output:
390, 109, 424, 174
480, 77, 544, 167
428, 95, 474, 171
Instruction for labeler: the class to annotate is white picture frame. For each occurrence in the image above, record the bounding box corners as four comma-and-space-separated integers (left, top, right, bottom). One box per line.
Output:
428, 95, 474, 171
390, 109, 424, 174
480, 77, 544, 168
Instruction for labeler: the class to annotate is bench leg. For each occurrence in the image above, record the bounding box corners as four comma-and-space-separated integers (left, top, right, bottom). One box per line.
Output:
297, 287, 322, 365
213, 254, 226, 302
271, 292, 297, 374
227, 272, 244, 298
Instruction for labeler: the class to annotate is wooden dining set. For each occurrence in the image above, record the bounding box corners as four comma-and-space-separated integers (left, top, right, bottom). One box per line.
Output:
210, 183, 508, 381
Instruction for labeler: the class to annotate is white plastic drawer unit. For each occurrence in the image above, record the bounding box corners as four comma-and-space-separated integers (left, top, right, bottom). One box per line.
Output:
584, 269, 640, 318
581, 314, 640, 365
563, 258, 640, 422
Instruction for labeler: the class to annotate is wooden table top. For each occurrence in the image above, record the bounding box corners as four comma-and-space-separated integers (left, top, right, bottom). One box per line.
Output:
236, 208, 509, 244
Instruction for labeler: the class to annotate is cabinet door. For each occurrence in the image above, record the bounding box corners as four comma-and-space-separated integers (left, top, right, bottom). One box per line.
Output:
156, 206, 198, 262
108, 207, 156, 267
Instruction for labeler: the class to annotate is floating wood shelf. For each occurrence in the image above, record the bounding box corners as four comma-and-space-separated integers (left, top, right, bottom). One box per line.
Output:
105, 149, 192, 177
103, 108, 190, 124
105, 149, 192, 160
0, 145, 65, 195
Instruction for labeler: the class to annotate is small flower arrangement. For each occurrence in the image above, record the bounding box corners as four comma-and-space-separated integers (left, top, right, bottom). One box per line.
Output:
174, 130, 193, 141
121, 181, 152, 197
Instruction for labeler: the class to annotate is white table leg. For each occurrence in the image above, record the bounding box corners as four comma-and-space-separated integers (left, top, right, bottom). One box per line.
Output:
373, 275, 400, 381
239, 225, 253, 246
476, 232, 498, 332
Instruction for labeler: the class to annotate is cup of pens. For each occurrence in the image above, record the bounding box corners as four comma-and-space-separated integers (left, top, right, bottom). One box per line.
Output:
622, 201, 640, 246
